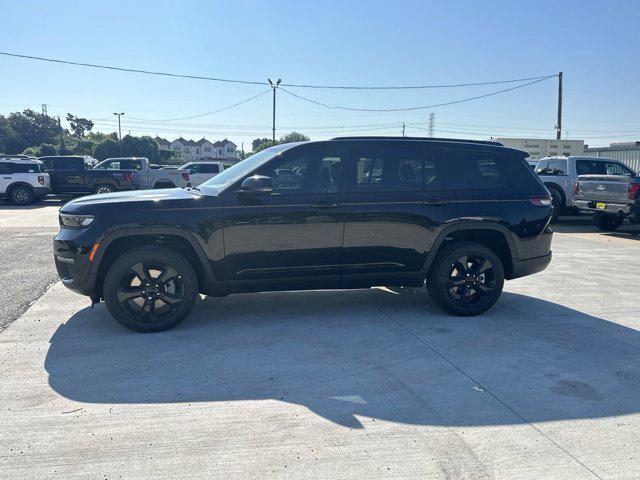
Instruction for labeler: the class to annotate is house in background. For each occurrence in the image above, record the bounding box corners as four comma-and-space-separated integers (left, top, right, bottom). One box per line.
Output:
155, 137, 238, 162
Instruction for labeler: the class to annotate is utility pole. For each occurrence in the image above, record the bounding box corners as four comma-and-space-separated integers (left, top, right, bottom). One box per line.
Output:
402, 122, 406, 137
428, 113, 435, 138
555, 72, 563, 140
113, 112, 124, 155
41, 104, 48, 116
268, 79, 281, 143
57, 116, 65, 152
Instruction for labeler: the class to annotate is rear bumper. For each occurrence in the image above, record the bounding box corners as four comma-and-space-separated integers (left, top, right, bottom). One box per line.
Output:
511, 252, 552, 279
574, 199, 635, 217
33, 186, 50, 198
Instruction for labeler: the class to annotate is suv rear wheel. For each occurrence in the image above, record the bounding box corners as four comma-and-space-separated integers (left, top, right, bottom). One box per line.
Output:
103, 246, 198, 332
10, 185, 35, 205
427, 241, 505, 316
594, 213, 624, 232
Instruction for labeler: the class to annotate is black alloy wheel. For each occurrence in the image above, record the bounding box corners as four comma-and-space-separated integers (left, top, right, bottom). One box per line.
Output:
116, 262, 185, 321
445, 255, 498, 308
103, 247, 198, 332
427, 241, 505, 316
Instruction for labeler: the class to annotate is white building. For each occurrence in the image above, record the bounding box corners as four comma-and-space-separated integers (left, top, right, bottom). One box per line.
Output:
155, 137, 237, 162
491, 138, 584, 159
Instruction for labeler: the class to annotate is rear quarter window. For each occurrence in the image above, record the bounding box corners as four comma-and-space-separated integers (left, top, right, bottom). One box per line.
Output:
440, 150, 508, 190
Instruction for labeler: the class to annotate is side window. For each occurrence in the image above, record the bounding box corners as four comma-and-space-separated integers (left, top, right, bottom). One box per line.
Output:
576, 160, 606, 175
54, 157, 82, 170
12, 163, 39, 173
354, 147, 442, 192
120, 160, 142, 171
441, 151, 508, 190
199, 164, 219, 174
0, 163, 14, 174
258, 147, 345, 194
605, 162, 634, 176
103, 161, 120, 170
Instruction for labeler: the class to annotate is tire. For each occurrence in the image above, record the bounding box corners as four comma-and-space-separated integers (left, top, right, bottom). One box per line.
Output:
594, 213, 623, 232
94, 184, 115, 195
154, 182, 175, 189
103, 246, 198, 332
548, 188, 563, 223
426, 241, 505, 316
10, 185, 35, 205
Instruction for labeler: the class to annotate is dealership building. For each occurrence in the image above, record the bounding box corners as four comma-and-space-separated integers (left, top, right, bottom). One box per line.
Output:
490, 138, 585, 159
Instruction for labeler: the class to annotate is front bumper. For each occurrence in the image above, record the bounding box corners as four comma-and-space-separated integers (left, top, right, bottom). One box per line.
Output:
53, 228, 98, 298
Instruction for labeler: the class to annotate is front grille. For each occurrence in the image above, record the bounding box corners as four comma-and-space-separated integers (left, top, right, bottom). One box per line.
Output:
55, 256, 75, 280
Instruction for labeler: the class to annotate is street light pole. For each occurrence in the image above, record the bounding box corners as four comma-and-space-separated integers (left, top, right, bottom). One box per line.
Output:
113, 112, 124, 155
268, 79, 281, 143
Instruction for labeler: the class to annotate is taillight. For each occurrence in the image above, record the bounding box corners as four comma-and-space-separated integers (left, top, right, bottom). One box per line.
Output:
182, 172, 190, 182
37, 175, 45, 185
529, 195, 553, 207
629, 183, 640, 201
123, 172, 134, 183
573, 180, 580, 197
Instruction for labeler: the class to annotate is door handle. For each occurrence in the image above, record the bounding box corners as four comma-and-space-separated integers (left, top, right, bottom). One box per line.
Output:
2, 177, 11, 179
310, 201, 340, 209
422, 199, 450, 206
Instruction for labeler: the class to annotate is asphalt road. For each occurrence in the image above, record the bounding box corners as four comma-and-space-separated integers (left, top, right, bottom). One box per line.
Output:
0, 201, 63, 330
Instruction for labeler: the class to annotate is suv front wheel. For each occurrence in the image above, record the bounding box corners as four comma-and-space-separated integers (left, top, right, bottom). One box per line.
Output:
103, 246, 198, 332
427, 241, 505, 316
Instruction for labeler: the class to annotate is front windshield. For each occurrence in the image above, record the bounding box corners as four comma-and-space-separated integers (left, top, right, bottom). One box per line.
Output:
199, 143, 297, 192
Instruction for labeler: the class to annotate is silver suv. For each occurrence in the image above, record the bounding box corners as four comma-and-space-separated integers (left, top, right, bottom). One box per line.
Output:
0, 157, 50, 205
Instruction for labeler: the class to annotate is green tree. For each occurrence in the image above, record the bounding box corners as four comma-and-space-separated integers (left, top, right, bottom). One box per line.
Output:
279, 132, 309, 143
94, 138, 121, 160
120, 135, 160, 162
66, 114, 94, 138
3, 110, 61, 154
252, 137, 270, 151
253, 139, 276, 153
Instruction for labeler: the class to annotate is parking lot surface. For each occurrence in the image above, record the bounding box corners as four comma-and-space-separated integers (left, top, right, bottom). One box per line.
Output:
0, 201, 63, 330
1, 207, 640, 479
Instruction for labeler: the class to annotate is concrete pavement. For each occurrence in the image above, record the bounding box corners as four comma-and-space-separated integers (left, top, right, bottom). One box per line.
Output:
1, 228, 640, 478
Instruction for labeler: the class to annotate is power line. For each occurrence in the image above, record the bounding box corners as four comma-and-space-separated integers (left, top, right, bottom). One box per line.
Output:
0, 51, 266, 86
283, 75, 557, 90
126, 90, 271, 121
279, 76, 556, 112
0, 51, 556, 90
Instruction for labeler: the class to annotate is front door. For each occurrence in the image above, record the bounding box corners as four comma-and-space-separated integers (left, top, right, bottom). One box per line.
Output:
222, 144, 348, 289
341, 144, 458, 285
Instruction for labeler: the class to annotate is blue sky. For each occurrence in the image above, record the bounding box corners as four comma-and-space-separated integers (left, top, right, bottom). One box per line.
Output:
1, 0, 639, 149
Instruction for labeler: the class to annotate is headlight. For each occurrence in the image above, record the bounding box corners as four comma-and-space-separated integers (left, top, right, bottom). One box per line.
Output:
59, 214, 95, 228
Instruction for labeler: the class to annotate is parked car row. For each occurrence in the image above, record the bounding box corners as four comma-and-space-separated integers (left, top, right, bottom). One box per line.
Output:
0, 155, 226, 205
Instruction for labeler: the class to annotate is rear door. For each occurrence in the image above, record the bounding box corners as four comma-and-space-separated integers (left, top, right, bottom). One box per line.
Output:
0, 162, 13, 194
44, 157, 85, 193
341, 144, 458, 284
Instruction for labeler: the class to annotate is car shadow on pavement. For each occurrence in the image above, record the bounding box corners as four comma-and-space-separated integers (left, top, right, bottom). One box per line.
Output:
45, 288, 640, 429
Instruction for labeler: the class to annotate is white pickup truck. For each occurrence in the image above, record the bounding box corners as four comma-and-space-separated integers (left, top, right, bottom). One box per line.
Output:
94, 157, 189, 190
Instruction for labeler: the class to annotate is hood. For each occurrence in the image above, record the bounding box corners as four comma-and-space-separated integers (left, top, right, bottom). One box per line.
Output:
60, 188, 219, 214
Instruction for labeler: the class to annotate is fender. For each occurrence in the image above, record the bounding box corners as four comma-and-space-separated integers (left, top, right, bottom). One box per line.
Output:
421, 221, 518, 273
88, 226, 222, 293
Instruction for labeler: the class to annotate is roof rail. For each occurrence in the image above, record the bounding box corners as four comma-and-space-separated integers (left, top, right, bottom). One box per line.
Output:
330, 136, 503, 146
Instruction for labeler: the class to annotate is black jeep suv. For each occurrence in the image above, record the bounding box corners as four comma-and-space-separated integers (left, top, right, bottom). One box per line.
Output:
53, 137, 553, 332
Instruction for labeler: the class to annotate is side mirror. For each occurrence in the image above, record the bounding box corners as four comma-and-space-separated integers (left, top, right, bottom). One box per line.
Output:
239, 175, 272, 194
